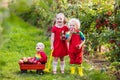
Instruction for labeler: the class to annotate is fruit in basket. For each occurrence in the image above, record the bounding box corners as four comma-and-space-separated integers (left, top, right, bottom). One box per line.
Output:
37, 62, 41, 64
23, 57, 28, 62
19, 60, 24, 64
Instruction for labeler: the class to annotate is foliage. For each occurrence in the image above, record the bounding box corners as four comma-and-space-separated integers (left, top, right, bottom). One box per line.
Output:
0, 0, 10, 71
9, 0, 56, 29
85, 70, 115, 80
110, 62, 120, 70
9, 0, 32, 13
0, 1, 10, 47
104, 1, 120, 62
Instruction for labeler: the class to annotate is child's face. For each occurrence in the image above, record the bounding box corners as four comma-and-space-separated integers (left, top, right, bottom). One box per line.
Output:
56, 14, 64, 26
69, 21, 78, 32
36, 43, 44, 52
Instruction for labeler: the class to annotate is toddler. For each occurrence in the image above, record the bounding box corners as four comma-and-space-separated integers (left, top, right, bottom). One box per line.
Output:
66, 18, 85, 76
19, 42, 47, 64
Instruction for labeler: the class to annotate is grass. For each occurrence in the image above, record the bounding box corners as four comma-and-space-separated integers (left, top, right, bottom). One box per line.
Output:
0, 14, 116, 80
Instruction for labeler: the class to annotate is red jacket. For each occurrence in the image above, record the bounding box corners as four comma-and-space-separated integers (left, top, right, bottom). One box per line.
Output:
36, 51, 47, 64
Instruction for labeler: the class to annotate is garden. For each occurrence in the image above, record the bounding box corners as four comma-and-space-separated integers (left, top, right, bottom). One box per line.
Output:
0, 0, 120, 80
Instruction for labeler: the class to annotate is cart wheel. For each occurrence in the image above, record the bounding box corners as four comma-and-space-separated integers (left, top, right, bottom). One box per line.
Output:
36, 70, 44, 75
21, 69, 27, 73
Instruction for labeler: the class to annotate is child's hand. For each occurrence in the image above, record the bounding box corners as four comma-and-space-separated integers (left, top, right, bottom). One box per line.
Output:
29, 58, 34, 63
61, 34, 66, 40
70, 28, 75, 34
76, 44, 82, 49
51, 46, 54, 50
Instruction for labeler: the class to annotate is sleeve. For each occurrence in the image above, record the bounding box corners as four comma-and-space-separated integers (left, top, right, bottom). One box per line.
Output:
79, 31, 85, 40
64, 26, 69, 39
51, 26, 55, 33
65, 32, 70, 39
39, 52, 47, 64
65, 26, 69, 32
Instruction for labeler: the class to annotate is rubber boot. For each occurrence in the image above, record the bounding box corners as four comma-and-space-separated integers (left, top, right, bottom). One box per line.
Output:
78, 67, 83, 76
70, 67, 75, 74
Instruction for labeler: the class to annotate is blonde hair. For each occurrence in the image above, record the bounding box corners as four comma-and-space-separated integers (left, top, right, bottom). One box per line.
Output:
68, 18, 81, 29
36, 42, 45, 49
53, 13, 67, 25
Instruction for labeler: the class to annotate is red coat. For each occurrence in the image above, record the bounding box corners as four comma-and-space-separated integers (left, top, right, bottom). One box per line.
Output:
36, 51, 47, 64
51, 26, 68, 57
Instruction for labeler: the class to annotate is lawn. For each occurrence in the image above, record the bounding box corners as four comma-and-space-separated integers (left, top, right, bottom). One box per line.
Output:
0, 14, 115, 80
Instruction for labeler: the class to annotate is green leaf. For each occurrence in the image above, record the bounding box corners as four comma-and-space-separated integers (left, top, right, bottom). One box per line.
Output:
39, 0, 49, 11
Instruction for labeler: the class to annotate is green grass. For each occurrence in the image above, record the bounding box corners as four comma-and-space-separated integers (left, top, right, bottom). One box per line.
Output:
0, 14, 116, 80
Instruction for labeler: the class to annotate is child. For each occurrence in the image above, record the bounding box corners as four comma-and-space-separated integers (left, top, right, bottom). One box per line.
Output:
51, 13, 68, 74
19, 42, 47, 64
66, 18, 85, 76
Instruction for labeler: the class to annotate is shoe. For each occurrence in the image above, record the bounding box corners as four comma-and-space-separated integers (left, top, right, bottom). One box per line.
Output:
53, 71, 57, 74
61, 70, 64, 74
78, 67, 83, 76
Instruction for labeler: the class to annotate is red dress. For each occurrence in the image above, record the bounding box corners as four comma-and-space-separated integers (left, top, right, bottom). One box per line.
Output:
51, 26, 68, 57
69, 33, 83, 64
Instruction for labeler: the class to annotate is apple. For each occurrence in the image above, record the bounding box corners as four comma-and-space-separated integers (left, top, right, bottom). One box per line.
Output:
19, 60, 23, 64
109, 39, 116, 44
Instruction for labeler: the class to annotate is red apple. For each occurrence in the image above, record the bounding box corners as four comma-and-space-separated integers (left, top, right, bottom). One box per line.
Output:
96, 19, 99, 23
117, 42, 120, 46
109, 39, 116, 44
107, 11, 112, 16
112, 23, 118, 28
96, 25, 100, 29
104, 19, 109, 24
19, 60, 23, 64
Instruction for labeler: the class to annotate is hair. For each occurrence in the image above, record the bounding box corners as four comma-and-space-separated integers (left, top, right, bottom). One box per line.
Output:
36, 42, 45, 49
68, 18, 81, 29
53, 13, 67, 25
